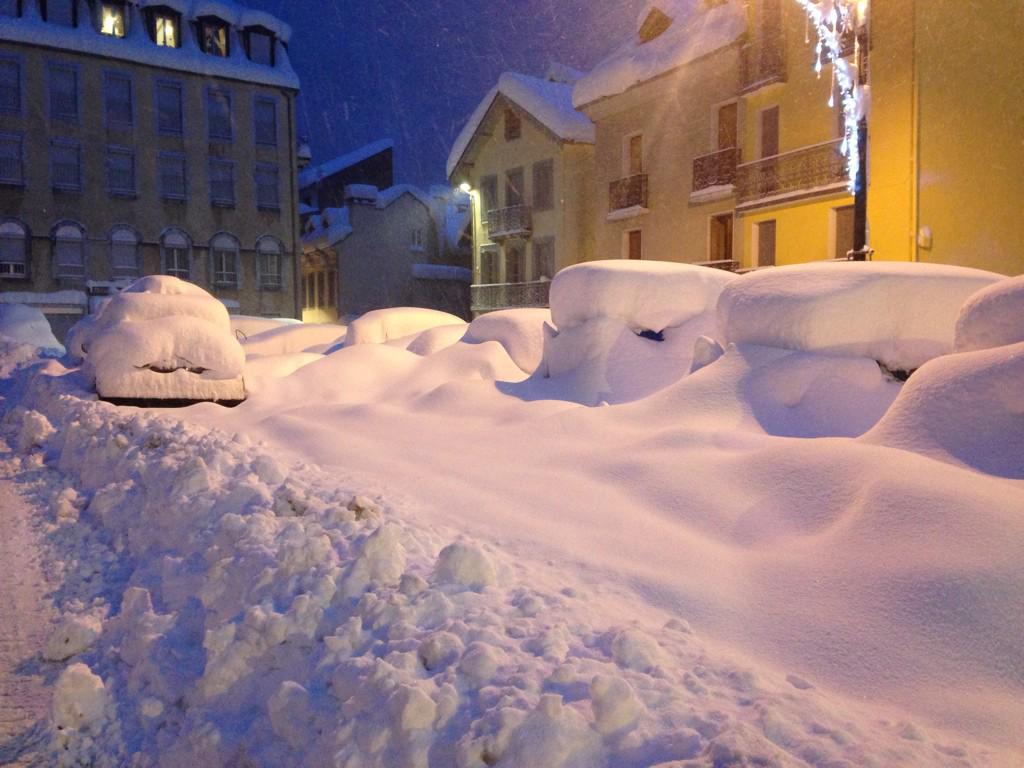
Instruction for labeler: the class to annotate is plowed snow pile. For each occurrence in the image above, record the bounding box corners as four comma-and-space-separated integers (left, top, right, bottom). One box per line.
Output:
2, 262, 1022, 768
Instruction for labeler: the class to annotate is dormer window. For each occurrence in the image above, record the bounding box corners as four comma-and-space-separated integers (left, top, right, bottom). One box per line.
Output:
199, 17, 230, 58
43, 0, 77, 27
147, 7, 180, 48
245, 27, 275, 66
101, 1, 126, 37
638, 7, 672, 43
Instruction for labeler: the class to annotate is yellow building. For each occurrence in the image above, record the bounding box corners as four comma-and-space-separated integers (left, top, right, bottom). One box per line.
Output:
733, 0, 857, 269
447, 68, 595, 315
868, 0, 1024, 275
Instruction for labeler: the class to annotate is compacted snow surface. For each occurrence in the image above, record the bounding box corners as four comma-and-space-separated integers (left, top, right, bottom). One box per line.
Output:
1, 261, 1023, 767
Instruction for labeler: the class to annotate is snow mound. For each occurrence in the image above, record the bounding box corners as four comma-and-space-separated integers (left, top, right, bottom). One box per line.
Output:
347, 307, 466, 346
391, 323, 468, 356
954, 274, 1024, 352
82, 276, 245, 401
230, 315, 301, 338
466, 308, 550, 373
52, 663, 109, 732
863, 341, 1024, 478
0, 304, 65, 354
242, 323, 346, 357
551, 260, 735, 333
718, 261, 1002, 371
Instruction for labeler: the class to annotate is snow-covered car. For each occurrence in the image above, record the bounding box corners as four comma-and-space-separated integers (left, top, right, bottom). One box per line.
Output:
78, 276, 246, 405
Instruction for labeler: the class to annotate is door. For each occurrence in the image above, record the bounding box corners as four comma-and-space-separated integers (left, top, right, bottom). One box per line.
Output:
627, 229, 642, 260
717, 103, 738, 150
505, 168, 524, 208
760, 106, 780, 194
756, 220, 777, 267
833, 205, 855, 259
709, 213, 734, 262
505, 244, 524, 283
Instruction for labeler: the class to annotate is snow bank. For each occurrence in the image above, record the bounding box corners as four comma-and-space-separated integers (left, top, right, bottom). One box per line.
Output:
864, 341, 1024, 478
230, 315, 300, 338
954, 274, 1024, 352
573, 0, 746, 107
388, 323, 468, 356
347, 307, 466, 346
0, 304, 65, 354
718, 261, 1002, 371
242, 323, 346, 357
466, 308, 550, 373
81, 276, 245, 401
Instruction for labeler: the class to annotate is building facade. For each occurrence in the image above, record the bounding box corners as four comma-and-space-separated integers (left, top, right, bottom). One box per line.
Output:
0, 0, 302, 339
447, 69, 595, 316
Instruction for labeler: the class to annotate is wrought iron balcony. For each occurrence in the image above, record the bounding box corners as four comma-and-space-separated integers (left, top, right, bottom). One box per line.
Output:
486, 205, 532, 240
740, 39, 786, 93
471, 280, 550, 313
692, 147, 740, 192
609, 173, 648, 212
735, 139, 847, 206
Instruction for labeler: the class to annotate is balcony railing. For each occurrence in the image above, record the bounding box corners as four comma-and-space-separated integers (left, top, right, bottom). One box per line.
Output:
735, 139, 847, 206
486, 205, 532, 240
471, 280, 550, 313
740, 39, 786, 93
692, 147, 740, 192
609, 173, 648, 212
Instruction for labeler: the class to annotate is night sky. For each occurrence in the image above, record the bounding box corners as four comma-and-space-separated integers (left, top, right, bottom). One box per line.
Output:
246, 0, 642, 187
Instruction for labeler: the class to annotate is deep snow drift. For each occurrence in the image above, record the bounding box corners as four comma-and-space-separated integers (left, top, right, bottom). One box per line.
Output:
2, 260, 1022, 768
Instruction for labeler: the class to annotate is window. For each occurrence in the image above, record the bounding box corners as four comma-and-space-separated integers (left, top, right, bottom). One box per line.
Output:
245, 28, 275, 66
626, 229, 642, 260
411, 228, 424, 250
709, 213, 734, 262
760, 106, 780, 158
48, 63, 78, 123
53, 222, 85, 280
199, 17, 230, 57
257, 236, 282, 289
254, 97, 277, 146
155, 80, 183, 134
0, 220, 28, 278
104, 72, 133, 128
0, 133, 23, 185
532, 237, 555, 281
161, 229, 191, 280
505, 167, 524, 207
150, 8, 180, 47
44, 0, 75, 26
505, 245, 525, 283
626, 133, 643, 175
158, 152, 187, 200
101, 1, 125, 36
106, 147, 135, 196
504, 107, 521, 141
208, 159, 235, 206
207, 88, 233, 141
326, 269, 337, 308
50, 140, 82, 191
0, 58, 21, 114
717, 102, 738, 150
109, 225, 139, 279
532, 159, 554, 211
480, 248, 499, 284
756, 220, 777, 266
210, 233, 239, 287
480, 175, 498, 214
0, 0, 21, 17
254, 164, 280, 210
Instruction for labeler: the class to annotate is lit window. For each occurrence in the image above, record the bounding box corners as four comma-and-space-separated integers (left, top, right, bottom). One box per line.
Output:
161, 229, 191, 280
210, 233, 239, 287
101, 2, 125, 36
50, 140, 82, 191
254, 164, 279, 210
106, 147, 135, 197
0, 133, 23, 185
208, 158, 235, 206
158, 152, 186, 200
53, 222, 85, 280
0, 220, 28, 278
257, 237, 282, 289
152, 10, 179, 47
245, 28, 275, 66
200, 18, 229, 57
110, 226, 139, 279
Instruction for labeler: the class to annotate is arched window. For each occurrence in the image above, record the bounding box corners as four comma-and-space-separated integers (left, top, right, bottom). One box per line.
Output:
109, 224, 139, 279
160, 228, 191, 280
0, 219, 28, 278
210, 232, 239, 288
53, 221, 85, 280
256, 235, 282, 290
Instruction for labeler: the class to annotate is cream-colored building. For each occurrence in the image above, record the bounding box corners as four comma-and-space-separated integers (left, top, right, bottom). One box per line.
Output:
447, 68, 595, 315
0, 0, 302, 339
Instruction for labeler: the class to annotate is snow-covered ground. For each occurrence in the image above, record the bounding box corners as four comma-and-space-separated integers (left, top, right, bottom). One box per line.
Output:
1, 263, 1022, 767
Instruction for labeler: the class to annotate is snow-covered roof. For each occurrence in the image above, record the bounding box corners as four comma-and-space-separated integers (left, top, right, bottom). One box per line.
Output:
573, 0, 746, 108
299, 140, 395, 190
377, 184, 432, 211
0, 0, 298, 90
446, 72, 595, 179
301, 184, 434, 251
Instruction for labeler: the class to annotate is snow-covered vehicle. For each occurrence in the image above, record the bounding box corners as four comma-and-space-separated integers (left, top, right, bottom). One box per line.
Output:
77, 276, 246, 406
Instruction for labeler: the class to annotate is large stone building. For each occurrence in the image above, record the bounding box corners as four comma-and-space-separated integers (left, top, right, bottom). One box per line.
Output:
447, 67, 595, 316
0, 0, 302, 339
